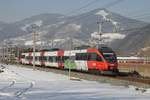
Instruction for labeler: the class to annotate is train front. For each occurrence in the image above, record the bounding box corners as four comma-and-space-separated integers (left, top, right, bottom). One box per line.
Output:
99, 47, 118, 73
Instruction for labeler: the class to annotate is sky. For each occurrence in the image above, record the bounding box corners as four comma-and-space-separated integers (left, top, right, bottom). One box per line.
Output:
0, 0, 150, 23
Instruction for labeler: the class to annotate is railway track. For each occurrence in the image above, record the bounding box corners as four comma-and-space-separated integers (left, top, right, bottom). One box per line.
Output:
17, 64, 150, 88
115, 76, 150, 85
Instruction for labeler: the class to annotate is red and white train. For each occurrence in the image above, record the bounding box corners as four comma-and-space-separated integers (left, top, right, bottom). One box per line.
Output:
19, 47, 118, 74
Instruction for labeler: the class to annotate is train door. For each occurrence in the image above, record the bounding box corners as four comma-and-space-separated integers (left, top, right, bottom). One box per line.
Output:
24, 53, 29, 64
40, 51, 45, 66
20, 53, 25, 64
75, 53, 88, 71
57, 50, 64, 68
29, 52, 32, 65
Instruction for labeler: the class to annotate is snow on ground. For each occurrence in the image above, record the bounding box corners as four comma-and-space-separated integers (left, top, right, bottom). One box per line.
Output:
0, 64, 150, 100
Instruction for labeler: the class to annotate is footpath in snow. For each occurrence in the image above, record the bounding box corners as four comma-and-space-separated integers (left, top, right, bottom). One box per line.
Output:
0, 64, 150, 100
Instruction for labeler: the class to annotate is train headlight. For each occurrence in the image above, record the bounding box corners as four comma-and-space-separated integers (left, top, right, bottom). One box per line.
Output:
92, 63, 96, 66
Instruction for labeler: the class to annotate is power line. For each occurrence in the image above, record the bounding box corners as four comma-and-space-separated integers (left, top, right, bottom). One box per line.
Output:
65, 0, 101, 16
73, 0, 146, 24
124, 12, 150, 22
123, 6, 150, 22
140, 15, 150, 19
54, 0, 149, 36
84, 20, 146, 32
126, 7, 150, 17
58, 0, 126, 28
102, 0, 125, 8
134, 15, 150, 20
130, 12, 150, 18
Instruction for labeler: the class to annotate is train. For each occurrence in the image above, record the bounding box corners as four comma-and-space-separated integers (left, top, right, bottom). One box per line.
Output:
19, 47, 118, 75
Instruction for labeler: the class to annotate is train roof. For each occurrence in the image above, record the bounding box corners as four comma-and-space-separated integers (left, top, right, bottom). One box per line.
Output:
40, 48, 61, 51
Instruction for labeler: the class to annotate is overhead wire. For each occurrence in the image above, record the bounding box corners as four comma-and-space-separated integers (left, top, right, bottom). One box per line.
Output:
55, 0, 148, 36
65, 0, 101, 16
58, 0, 126, 27
136, 15, 150, 20
131, 14, 150, 20
102, 0, 125, 8
61, 0, 147, 34
126, 7, 150, 17
120, 6, 150, 22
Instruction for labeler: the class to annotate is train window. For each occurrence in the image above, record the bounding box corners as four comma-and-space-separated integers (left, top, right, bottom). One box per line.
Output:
75, 53, 88, 60
51, 56, 57, 62
21, 55, 25, 58
25, 56, 29, 60
39, 57, 42, 61
48, 56, 52, 62
56, 56, 58, 62
27, 56, 30, 60
83, 53, 88, 60
39, 56, 48, 61
27, 56, 33, 60
103, 54, 116, 63
88, 53, 96, 61
27, 56, 29, 60
48, 56, 58, 62
61, 56, 64, 61
25, 56, 27, 60
43, 56, 48, 61
37, 56, 40, 61
75, 53, 81, 60
75, 54, 80, 60
35, 57, 38, 61
63, 56, 69, 62
96, 55, 102, 61
88, 53, 102, 61
70, 56, 75, 60
57, 56, 62, 62
58, 56, 68, 62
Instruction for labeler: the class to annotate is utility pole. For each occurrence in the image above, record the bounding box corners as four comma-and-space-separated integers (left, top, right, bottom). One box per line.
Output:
5, 42, 8, 64
17, 46, 20, 64
51, 39, 53, 48
3, 43, 6, 64
33, 30, 36, 70
69, 37, 72, 80
2, 43, 4, 63
68, 37, 74, 80
30, 24, 39, 70
97, 15, 103, 48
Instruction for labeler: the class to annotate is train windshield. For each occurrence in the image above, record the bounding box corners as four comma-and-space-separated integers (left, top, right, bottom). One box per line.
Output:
102, 53, 117, 63
98, 47, 117, 63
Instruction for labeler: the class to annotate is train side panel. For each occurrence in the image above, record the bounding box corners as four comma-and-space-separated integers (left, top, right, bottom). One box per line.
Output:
64, 50, 88, 71
44, 51, 59, 68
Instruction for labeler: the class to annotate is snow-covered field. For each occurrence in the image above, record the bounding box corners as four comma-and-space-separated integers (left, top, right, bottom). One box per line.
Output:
0, 64, 150, 100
